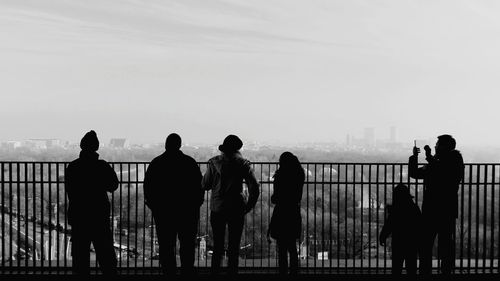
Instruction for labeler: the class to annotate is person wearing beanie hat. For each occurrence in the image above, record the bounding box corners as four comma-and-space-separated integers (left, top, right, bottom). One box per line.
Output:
143, 133, 203, 276
65, 130, 118, 275
202, 135, 260, 275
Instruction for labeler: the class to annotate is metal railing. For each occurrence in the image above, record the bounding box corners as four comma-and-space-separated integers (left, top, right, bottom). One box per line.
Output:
0, 161, 498, 274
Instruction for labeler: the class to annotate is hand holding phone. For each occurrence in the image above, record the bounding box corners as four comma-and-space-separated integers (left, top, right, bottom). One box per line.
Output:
413, 140, 420, 156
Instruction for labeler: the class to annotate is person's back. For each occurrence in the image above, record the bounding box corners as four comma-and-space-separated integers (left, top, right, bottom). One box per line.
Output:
144, 149, 203, 215
202, 135, 259, 275
379, 184, 421, 275
143, 133, 203, 275
66, 153, 118, 225
206, 153, 257, 213
65, 130, 118, 275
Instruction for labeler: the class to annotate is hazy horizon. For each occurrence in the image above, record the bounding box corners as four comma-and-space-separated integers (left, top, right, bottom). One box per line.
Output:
2, 0, 500, 146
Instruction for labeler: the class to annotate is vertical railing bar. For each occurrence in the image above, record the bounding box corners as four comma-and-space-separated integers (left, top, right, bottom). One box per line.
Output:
9, 163, 13, 274
337, 164, 341, 273
491, 165, 496, 271
375, 164, 380, 274
41, 163, 45, 271
476, 164, 480, 272
368, 164, 372, 272
352, 164, 356, 274
25, 163, 30, 271
48, 163, 52, 270
483, 165, 488, 272
305, 164, 310, 270
110, 163, 116, 273
467, 165, 474, 274
119, 163, 123, 269
127, 163, 131, 272
268, 163, 272, 269
329, 163, 333, 272
1, 162, 4, 272
344, 164, 348, 272
142, 164, 147, 270
33, 163, 38, 272
389, 164, 394, 273
313, 163, 317, 272
320, 164, 325, 271
360, 164, 364, 271
16, 163, 21, 272
56, 164, 60, 272
460, 164, 465, 272
135, 163, 139, 272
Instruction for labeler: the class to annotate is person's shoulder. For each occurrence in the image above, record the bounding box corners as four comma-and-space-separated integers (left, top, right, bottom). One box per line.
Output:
97, 159, 113, 168
180, 152, 199, 165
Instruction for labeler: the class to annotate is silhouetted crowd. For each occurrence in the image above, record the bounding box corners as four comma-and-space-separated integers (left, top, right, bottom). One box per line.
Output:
65, 131, 463, 276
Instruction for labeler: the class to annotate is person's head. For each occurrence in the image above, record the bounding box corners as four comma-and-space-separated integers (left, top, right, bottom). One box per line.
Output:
165, 133, 182, 151
279, 151, 300, 169
80, 130, 99, 152
392, 184, 413, 205
435, 134, 456, 155
218, 135, 243, 154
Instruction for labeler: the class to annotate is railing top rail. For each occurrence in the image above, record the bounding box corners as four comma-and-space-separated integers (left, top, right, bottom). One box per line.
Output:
0, 161, 500, 165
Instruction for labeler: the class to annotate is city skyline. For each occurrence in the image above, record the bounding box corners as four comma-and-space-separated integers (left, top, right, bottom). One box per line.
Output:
2, 1, 500, 146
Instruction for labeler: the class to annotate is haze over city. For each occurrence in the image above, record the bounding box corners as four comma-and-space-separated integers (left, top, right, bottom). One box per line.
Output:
1, 0, 500, 147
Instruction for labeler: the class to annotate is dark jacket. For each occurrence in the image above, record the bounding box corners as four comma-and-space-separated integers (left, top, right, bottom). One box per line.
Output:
409, 150, 464, 218
143, 150, 203, 215
269, 168, 304, 240
379, 200, 422, 249
202, 152, 259, 214
65, 151, 118, 226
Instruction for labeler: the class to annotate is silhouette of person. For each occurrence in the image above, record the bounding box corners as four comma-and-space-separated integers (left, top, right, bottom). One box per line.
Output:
409, 135, 464, 274
379, 184, 422, 275
268, 152, 304, 275
65, 130, 118, 275
202, 135, 260, 275
143, 133, 203, 275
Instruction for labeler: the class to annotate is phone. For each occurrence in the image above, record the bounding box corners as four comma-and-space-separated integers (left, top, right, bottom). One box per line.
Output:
414, 140, 417, 147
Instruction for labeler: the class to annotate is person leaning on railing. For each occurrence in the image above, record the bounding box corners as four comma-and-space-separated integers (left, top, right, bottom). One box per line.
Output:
201, 135, 260, 275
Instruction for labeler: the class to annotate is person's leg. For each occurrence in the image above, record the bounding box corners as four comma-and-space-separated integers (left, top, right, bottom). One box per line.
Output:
419, 219, 438, 275
277, 239, 288, 275
71, 225, 91, 275
404, 247, 418, 275
227, 212, 244, 275
92, 220, 117, 275
438, 218, 456, 274
179, 213, 198, 275
210, 212, 226, 274
154, 215, 177, 275
392, 248, 403, 275
288, 239, 299, 275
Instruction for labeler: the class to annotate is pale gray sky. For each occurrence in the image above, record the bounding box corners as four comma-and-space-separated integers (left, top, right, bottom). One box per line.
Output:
1, 0, 500, 146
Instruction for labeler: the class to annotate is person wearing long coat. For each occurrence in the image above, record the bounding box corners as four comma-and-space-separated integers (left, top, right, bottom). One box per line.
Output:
269, 152, 304, 275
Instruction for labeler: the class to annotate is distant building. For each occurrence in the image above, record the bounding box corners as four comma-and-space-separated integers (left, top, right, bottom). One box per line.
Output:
26, 139, 62, 149
363, 127, 376, 147
109, 138, 130, 149
390, 126, 397, 143
2, 141, 23, 149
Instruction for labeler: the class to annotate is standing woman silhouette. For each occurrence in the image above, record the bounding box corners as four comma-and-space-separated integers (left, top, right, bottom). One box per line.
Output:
269, 152, 305, 275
